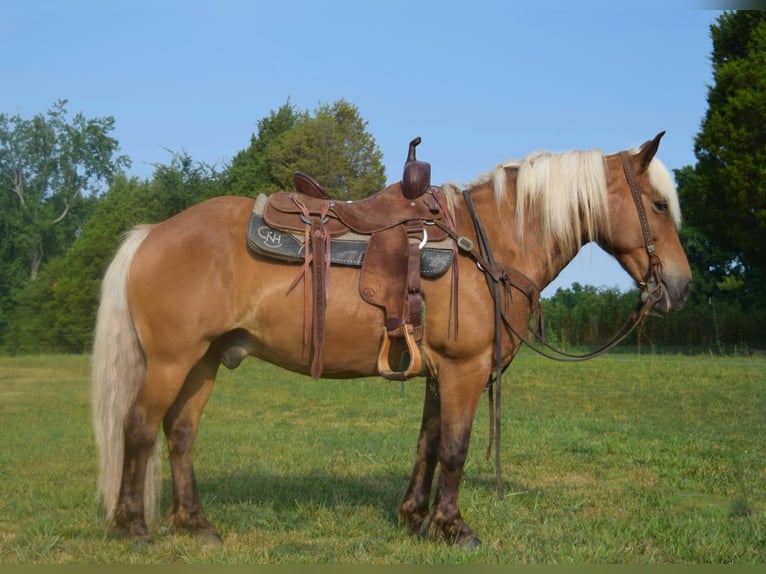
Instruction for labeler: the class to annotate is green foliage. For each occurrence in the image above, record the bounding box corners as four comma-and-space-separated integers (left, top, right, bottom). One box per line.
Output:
149, 150, 225, 210
0, 100, 129, 345
0, 100, 130, 278
1, 99, 385, 353
268, 100, 386, 200
669, 11, 766, 350
5, 154, 223, 353
541, 279, 766, 352
225, 101, 303, 196
5, 176, 147, 352
541, 283, 635, 349
226, 99, 386, 200
681, 11, 766, 273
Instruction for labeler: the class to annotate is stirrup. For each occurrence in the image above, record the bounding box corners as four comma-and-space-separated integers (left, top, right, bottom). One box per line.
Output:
377, 325, 423, 381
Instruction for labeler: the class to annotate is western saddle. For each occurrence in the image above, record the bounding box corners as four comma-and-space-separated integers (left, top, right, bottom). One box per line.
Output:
252, 137, 456, 380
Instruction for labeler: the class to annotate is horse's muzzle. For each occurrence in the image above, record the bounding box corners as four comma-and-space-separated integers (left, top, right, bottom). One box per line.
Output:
641, 274, 691, 313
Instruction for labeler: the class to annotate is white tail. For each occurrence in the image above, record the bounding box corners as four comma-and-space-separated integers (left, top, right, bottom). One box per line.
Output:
91, 225, 162, 525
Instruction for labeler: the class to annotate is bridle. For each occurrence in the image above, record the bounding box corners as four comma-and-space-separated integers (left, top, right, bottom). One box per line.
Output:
619, 151, 665, 303
434, 149, 667, 498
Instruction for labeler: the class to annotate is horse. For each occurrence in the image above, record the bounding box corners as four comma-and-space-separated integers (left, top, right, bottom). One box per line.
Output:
91, 132, 691, 548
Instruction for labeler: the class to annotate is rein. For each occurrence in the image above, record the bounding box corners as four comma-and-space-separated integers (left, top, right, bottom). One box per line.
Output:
436, 151, 665, 499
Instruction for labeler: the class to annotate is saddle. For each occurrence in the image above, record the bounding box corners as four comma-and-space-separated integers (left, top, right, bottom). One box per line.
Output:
250, 137, 456, 380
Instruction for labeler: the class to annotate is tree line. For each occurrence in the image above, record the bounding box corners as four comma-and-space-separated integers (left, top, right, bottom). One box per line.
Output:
542, 282, 763, 353
1, 99, 385, 353
1, 11, 764, 354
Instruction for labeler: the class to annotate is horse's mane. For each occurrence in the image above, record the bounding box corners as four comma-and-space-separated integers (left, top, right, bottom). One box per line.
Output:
443, 147, 680, 264
507, 150, 609, 261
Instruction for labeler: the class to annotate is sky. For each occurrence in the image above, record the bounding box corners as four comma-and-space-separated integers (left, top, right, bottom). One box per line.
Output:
3, 1, 724, 295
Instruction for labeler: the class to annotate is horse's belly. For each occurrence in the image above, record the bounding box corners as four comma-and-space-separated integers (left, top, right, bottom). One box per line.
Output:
240, 264, 385, 379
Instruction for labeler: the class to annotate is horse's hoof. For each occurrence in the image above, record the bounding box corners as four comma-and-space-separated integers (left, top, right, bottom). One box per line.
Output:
456, 533, 482, 550
111, 521, 153, 545
197, 528, 223, 545
398, 506, 425, 535
420, 513, 481, 549
171, 512, 222, 544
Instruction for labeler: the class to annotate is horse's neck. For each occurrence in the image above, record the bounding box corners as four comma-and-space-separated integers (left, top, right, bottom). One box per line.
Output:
463, 180, 579, 291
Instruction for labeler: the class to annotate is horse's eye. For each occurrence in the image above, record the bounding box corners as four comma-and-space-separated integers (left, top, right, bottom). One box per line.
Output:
653, 200, 669, 214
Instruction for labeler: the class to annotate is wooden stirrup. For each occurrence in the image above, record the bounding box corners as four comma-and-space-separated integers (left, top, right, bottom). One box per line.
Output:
376, 325, 423, 381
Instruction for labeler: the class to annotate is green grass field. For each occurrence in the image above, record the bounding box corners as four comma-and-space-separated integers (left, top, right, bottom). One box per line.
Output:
0, 351, 763, 564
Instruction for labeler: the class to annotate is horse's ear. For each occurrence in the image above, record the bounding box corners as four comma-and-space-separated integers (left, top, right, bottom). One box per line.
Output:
636, 131, 665, 172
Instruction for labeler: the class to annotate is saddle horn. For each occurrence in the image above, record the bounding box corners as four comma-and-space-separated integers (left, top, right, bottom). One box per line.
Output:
401, 137, 431, 200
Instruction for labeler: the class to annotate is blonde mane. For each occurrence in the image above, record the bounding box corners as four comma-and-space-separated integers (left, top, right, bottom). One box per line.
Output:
442, 147, 681, 266
507, 150, 609, 262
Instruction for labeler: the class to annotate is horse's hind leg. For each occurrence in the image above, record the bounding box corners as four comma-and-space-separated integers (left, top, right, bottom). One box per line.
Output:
163, 349, 221, 542
113, 354, 202, 541
399, 376, 441, 534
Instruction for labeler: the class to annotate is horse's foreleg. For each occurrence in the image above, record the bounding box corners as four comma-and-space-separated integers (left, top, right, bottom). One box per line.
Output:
422, 364, 487, 548
163, 349, 221, 542
399, 376, 441, 533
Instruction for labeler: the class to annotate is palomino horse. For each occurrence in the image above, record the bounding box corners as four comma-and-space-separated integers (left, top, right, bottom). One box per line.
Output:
92, 132, 691, 547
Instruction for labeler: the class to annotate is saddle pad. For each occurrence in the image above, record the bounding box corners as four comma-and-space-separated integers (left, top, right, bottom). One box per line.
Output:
246, 196, 454, 278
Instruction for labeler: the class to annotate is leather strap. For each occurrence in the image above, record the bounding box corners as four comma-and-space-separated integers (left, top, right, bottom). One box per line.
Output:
462, 190, 505, 500
404, 220, 425, 329
620, 151, 664, 296
309, 216, 330, 378
285, 195, 331, 378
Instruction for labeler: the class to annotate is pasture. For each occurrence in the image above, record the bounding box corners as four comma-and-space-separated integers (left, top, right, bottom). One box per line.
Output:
0, 351, 763, 564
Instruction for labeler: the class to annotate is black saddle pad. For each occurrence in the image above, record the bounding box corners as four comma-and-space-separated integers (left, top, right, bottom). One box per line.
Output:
246, 212, 453, 278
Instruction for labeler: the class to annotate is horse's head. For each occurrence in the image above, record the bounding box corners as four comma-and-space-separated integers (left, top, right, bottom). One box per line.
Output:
601, 132, 692, 313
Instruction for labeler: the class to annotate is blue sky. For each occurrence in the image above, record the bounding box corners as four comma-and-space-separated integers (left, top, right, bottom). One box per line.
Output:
3, 2, 723, 294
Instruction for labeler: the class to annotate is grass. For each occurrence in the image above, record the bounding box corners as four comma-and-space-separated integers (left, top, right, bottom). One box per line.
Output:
0, 351, 764, 563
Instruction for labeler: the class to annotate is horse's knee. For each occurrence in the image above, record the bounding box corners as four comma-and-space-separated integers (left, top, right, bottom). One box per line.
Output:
442, 434, 470, 464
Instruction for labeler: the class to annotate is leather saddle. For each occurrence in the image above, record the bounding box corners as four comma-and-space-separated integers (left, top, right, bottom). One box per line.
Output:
248, 138, 456, 380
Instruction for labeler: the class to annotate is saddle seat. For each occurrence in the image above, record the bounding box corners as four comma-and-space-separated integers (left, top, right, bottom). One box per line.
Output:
263, 182, 448, 240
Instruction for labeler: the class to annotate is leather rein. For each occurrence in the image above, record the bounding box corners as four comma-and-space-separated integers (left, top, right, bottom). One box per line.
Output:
434, 151, 665, 498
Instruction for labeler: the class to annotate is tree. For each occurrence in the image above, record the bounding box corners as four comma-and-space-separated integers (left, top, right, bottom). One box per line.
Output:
6, 152, 224, 353
0, 100, 130, 278
5, 176, 153, 352
671, 11, 766, 348
4, 100, 386, 352
0, 100, 130, 340
151, 150, 225, 210
226, 100, 303, 196
226, 99, 386, 200
541, 283, 636, 349
680, 11, 766, 273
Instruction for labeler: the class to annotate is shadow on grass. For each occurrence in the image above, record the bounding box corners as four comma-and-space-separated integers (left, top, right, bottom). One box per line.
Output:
190, 469, 529, 531
195, 470, 408, 524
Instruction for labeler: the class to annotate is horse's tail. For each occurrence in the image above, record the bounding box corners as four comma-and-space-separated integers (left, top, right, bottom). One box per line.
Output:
91, 225, 162, 526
